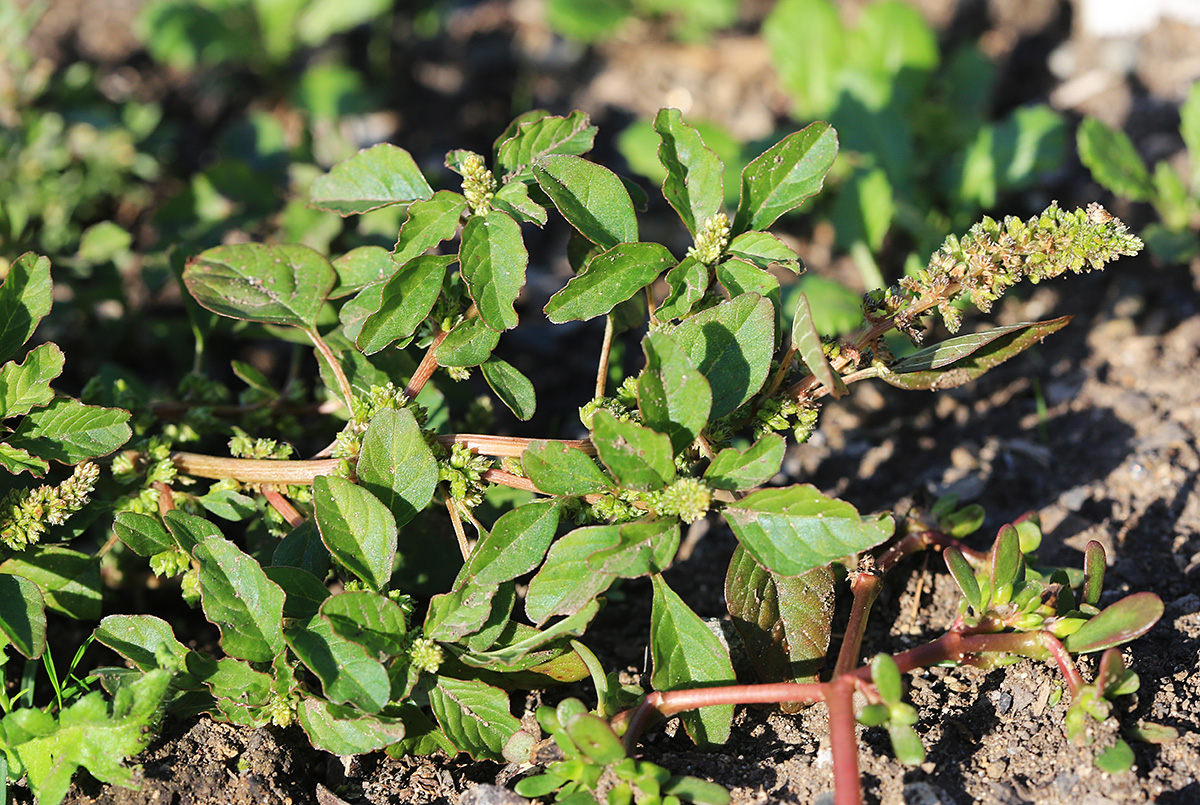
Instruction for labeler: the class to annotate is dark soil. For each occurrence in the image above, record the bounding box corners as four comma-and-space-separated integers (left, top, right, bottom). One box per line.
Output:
18, 0, 1200, 803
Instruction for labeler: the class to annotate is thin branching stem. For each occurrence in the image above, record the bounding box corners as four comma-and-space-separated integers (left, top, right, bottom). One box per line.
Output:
263, 488, 304, 528
595, 314, 615, 400
306, 327, 355, 407
404, 330, 447, 400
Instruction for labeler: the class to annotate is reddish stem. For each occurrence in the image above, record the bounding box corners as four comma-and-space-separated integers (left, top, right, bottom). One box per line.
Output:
263, 487, 305, 528
826, 677, 864, 805
833, 566, 883, 678
404, 330, 447, 400
153, 481, 175, 517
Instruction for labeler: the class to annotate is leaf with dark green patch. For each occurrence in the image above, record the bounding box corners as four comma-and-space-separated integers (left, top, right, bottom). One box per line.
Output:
656, 257, 709, 321
0, 547, 100, 620
521, 441, 612, 496
194, 538, 286, 663
1063, 592, 1163, 654
113, 512, 174, 557
654, 108, 723, 234
392, 191, 468, 266
545, 242, 674, 323
297, 697, 407, 755
0, 572, 45, 658
460, 211, 527, 331
534, 155, 637, 249
285, 614, 390, 712
184, 243, 336, 329
428, 676, 523, 761
481, 357, 536, 420
0, 252, 52, 364
0, 343, 63, 420
356, 407, 438, 528
263, 566, 331, 620
792, 291, 846, 398
650, 574, 736, 746
725, 546, 833, 709
880, 318, 1072, 391
733, 122, 838, 234
313, 475, 398, 591
273, 520, 332, 579
704, 434, 785, 490
525, 525, 622, 625
671, 294, 775, 418
433, 317, 500, 367
310, 143, 433, 215
722, 485, 894, 576
591, 410, 675, 491
497, 111, 598, 180
637, 331, 712, 453
356, 254, 453, 355
7, 398, 131, 466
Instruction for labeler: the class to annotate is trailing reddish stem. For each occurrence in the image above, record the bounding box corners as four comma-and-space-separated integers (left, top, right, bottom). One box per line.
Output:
826, 677, 864, 805
833, 566, 883, 678
263, 488, 305, 528
404, 330, 447, 400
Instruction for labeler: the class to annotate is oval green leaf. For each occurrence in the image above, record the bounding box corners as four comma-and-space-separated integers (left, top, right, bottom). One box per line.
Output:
733, 122, 838, 234
313, 475, 398, 591
545, 242, 674, 324
460, 211, 527, 332
310, 143, 433, 215
185, 243, 336, 329
533, 154, 637, 249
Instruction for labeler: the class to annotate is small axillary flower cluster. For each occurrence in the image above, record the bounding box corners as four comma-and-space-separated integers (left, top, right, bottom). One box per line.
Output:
881, 202, 1142, 343
459, 151, 497, 215
0, 461, 100, 550
646, 477, 712, 524
686, 213, 730, 266
333, 382, 420, 461
439, 442, 493, 509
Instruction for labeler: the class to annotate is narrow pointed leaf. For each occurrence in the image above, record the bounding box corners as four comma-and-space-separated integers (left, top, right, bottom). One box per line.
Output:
496, 111, 598, 180
671, 294, 774, 418
428, 676, 522, 761
0, 572, 45, 658
522, 440, 612, 496
0, 252, 53, 364
722, 485, 894, 576
880, 317, 1071, 391
286, 615, 390, 712
194, 538, 286, 663
725, 545, 833, 703
319, 590, 407, 657
704, 434, 785, 491
185, 243, 335, 329
310, 143, 433, 215
890, 321, 1058, 373
0, 343, 63, 419
944, 546, 981, 612
1063, 592, 1163, 654
792, 292, 847, 398
533, 154, 637, 249
545, 242, 674, 323
461, 211, 527, 331
650, 574, 736, 746
356, 407, 438, 528
314, 476, 397, 591
637, 331, 712, 453
7, 398, 131, 464
654, 107, 723, 234
357, 254, 453, 354
481, 357, 536, 420
733, 122, 838, 234
591, 410, 675, 491
392, 190, 468, 266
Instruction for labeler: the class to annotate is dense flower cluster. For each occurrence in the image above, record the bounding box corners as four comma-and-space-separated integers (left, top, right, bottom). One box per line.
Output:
0, 462, 100, 550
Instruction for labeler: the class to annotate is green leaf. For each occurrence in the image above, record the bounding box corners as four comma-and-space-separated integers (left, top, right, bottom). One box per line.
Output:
433, 316, 501, 367
733, 122, 838, 234
533, 154, 638, 249
792, 291, 847, 398
112, 512, 174, 557
331, 246, 395, 299
0, 443, 47, 475
654, 108, 723, 235
496, 111, 598, 180
0, 547, 100, 620
461, 500, 561, 587
650, 575, 736, 746
460, 211, 527, 332
196, 487, 258, 521
565, 713, 626, 765
663, 775, 732, 805
285, 615, 390, 712
591, 410, 675, 491
671, 294, 775, 418
1094, 739, 1135, 773
587, 519, 680, 579
727, 232, 802, 273
990, 524, 1023, 593
491, 182, 548, 225
1083, 540, 1106, 608
356, 254, 453, 355
725, 545, 832, 701
722, 485, 894, 576
194, 538, 286, 663
525, 525, 621, 625
943, 547, 981, 613
320, 590, 409, 657
544, 242, 675, 323
831, 166, 894, 253
1181, 81, 1200, 192
1150, 159, 1194, 231
637, 331, 712, 453
481, 357, 536, 420
297, 697, 406, 755
185, 243, 336, 329
888, 722, 926, 766
274, 520, 332, 579
263, 566, 330, 620
1063, 592, 1163, 654
521, 441, 612, 496
0, 253, 53, 364
313, 475, 398, 591
94, 615, 191, 673
715, 260, 780, 314
428, 676, 523, 761
0, 572, 45, 658
461, 598, 600, 667
0, 343, 63, 420
17, 668, 173, 805
392, 190, 468, 266
764, 0, 846, 120
310, 143, 433, 215
656, 257, 709, 321
871, 653, 903, 705
356, 407, 438, 529
7, 398, 131, 465
1077, 117, 1154, 202
880, 317, 1072, 391
185, 654, 273, 725
704, 434, 785, 491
